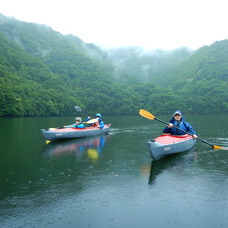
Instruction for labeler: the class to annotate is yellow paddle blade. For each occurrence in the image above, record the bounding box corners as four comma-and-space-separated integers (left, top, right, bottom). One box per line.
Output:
139, 109, 155, 120
86, 118, 98, 124
213, 145, 228, 150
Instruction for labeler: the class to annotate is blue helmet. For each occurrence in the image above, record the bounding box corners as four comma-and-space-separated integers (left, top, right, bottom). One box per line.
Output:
95, 113, 102, 118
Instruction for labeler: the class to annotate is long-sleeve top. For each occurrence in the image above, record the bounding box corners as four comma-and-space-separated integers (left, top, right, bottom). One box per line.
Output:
163, 120, 197, 135
98, 120, 104, 129
65, 123, 84, 128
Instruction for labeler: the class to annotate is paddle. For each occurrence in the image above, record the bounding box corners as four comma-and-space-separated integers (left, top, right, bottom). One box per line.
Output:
75, 106, 89, 117
139, 109, 225, 150
85, 119, 98, 125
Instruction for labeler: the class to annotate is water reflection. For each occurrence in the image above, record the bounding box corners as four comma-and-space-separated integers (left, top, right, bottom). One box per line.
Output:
148, 151, 196, 185
149, 143, 228, 185
43, 135, 110, 161
149, 156, 176, 185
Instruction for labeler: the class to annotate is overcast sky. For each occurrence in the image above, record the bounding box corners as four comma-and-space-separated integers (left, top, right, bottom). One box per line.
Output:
1, 0, 228, 50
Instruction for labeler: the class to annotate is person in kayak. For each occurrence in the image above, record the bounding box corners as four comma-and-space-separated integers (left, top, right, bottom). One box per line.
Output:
92, 113, 104, 129
163, 110, 198, 138
64, 117, 84, 128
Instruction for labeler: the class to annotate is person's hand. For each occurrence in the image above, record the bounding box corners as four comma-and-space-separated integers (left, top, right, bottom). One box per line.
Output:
193, 134, 198, 138
168, 123, 173, 128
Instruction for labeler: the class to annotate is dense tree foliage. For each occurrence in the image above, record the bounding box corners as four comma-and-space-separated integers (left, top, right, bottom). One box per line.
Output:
0, 14, 227, 117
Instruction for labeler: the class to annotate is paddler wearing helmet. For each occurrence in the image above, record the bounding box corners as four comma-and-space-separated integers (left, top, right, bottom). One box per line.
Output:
64, 117, 85, 128
94, 113, 104, 129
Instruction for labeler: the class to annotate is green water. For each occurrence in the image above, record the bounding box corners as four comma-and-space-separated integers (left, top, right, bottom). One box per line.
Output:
0, 115, 227, 228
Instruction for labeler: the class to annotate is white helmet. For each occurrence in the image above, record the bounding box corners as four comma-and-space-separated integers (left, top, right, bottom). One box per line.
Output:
75, 117, 82, 122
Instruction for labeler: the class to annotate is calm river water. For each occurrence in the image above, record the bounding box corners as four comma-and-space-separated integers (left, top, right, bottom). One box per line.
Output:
0, 114, 228, 228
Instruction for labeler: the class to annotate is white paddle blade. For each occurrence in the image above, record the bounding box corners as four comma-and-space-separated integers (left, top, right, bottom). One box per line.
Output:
75, 106, 82, 112
86, 118, 97, 124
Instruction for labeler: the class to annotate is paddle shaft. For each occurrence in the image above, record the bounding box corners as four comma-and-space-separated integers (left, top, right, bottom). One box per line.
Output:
75, 106, 89, 117
81, 110, 89, 117
154, 117, 215, 148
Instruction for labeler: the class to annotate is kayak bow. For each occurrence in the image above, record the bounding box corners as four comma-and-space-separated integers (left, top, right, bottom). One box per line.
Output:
148, 134, 196, 160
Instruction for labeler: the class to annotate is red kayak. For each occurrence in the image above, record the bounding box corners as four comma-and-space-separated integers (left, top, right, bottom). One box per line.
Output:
148, 134, 196, 160
41, 124, 111, 142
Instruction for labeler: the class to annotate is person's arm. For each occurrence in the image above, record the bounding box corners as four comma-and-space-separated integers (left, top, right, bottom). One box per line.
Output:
86, 117, 91, 121
184, 122, 198, 138
163, 126, 171, 133
163, 123, 173, 133
65, 124, 76, 128
99, 121, 104, 129
76, 123, 84, 129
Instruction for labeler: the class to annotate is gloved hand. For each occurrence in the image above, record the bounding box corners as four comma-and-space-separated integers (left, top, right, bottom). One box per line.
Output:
168, 123, 173, 128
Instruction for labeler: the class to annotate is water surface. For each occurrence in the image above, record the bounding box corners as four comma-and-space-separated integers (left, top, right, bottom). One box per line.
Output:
0, 115, 227, 227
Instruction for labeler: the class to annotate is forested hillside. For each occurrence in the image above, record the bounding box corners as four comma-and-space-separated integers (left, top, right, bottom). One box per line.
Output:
0, 14, 228, 116
163, 40, 228, 113
0, 14, 142, 116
